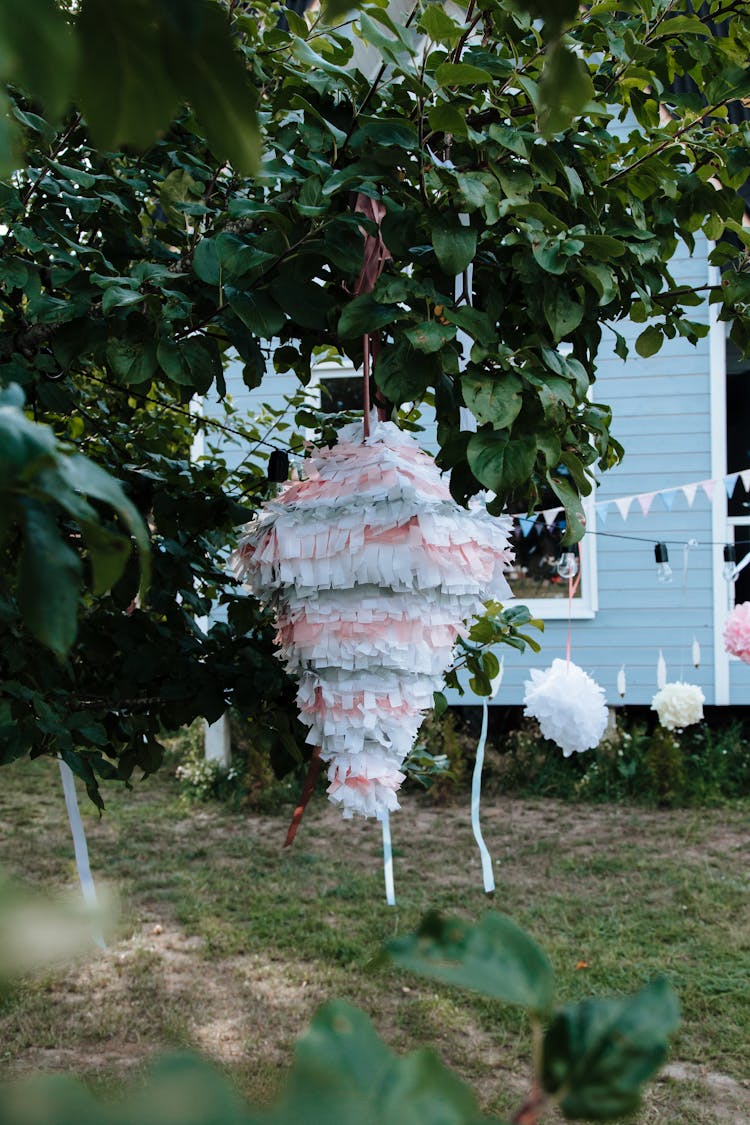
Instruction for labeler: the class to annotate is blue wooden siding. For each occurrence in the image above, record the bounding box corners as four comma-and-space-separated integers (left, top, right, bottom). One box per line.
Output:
215, 231, 750, 708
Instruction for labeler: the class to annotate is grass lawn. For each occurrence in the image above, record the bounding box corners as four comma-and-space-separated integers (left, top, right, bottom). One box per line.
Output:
0, 754, 748, 1123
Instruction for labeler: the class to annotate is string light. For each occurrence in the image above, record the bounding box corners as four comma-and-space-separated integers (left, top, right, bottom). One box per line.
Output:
556, 551, 579, 579
654, 542, 673, 584
723, 544, 737, 581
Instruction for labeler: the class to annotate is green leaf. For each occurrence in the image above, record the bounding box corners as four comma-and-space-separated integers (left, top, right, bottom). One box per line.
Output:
101, 286, 144, 314
106, 338, 158, 385
374, 341, 436, 404
435, 61, 494, 87
338, 294, 399, 339
404, 320, 455, 354
61, 453, 150, 598
539, 42, 595, 138
433, 691, 448, 718
387, 912, 554, 1013
76, 0, 180, 149
461, 373, 523, 428
635, 325, 664, 358
546, 470, 586, 546
431, 219, 477, 276
17, 500, 82, 659
227, 289, 286, 338
543, 286, 584, 340
270, 999, 483, 1125
163, 1, 260, 174
0, 0, 78, 120
542, 978, 680, 1120
193, 238, 222, 286
428, 103, 467, 137
482, 650, 500, 681
580, 263, 618, 305
79, 520, 132, 596
467, 432, 536, 494
419, 4, 461, 46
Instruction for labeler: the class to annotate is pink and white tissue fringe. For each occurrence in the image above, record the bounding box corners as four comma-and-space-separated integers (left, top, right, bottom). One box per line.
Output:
723, 601, 750, 664
232, 420, 513, 820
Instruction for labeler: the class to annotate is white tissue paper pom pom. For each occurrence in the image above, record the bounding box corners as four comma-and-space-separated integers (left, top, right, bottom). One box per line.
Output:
523, 658, 608, 757
651, 681, 704, 731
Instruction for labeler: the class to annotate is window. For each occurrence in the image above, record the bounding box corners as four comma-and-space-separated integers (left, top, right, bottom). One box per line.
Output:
507, 493, 598, 619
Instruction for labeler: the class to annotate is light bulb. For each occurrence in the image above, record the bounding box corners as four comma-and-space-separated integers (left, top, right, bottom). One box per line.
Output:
654, 542, 672, 584
723, 544, 737, 582
556, 551, 579, 579
656, 561, 672, 583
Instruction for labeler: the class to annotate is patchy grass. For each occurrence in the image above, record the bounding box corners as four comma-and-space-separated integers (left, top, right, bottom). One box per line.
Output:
0, 756, 748, 1122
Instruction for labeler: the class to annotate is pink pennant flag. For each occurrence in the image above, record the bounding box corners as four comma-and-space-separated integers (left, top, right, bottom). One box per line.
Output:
701, 480, 716, 502
725, 473, 739, 498
637, 492, 656, 517
615, 495, 633, 520
681, 482, 698, 508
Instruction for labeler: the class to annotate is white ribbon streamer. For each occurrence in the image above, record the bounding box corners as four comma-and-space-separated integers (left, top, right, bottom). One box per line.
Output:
471, 699, 495, 894
381, 810, 396, 906
58, 759, 105, 950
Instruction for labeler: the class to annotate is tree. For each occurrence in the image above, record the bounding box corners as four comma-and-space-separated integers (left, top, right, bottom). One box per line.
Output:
2, 0, 750, 794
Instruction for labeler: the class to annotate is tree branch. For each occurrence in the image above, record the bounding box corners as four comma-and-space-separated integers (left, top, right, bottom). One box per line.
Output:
602, 98, 734, 186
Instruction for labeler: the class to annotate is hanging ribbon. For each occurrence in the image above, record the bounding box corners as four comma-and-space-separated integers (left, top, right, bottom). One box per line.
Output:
58, 759, 105, 950
381, 810, 396, 906
284, 746, 322, 848
566, 559, 583, 667
471, 699, 495, 895
362, 334, 371, 438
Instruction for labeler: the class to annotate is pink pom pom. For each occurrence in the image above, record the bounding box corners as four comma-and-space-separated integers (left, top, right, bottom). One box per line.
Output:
723, 602, 750, 664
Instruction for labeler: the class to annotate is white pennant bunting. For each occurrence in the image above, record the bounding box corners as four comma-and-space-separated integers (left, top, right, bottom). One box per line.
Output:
615, 496, 632, 520
681, 482, 698, 508
741, 469, 750, 492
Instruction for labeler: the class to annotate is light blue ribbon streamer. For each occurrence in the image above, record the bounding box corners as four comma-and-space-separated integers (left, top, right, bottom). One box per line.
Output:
471, 700, 495, 894
381, 810, 396, 906
58, 759, 106, 950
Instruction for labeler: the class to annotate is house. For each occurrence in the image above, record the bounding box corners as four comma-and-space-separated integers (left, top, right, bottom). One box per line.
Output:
207, 223, 749, 712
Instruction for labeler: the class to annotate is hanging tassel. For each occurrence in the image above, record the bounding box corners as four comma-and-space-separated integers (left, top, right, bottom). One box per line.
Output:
58, 759, 106, 951
692, 637, 701, 669
657, 650, 667, 690
381, 810, 396, 906
617, 665, 627, 699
